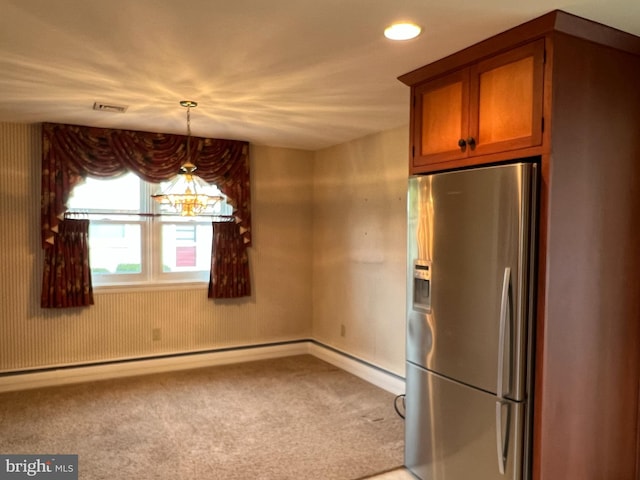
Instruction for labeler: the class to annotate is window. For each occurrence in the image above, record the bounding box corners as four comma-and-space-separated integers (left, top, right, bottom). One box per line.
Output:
67, 172, 231, 287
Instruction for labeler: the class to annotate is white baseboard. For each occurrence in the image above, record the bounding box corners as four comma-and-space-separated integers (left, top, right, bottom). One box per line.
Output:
0, 343, 308, 393
308, 343, 405, 395
0, 341, 405, 395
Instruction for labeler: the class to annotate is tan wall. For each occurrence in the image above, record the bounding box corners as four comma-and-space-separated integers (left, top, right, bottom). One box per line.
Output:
312, 126, 408, 376
0, 122, 407, 376
0, 124, 313, 372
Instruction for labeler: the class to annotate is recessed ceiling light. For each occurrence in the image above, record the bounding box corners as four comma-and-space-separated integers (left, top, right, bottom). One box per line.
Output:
384, 22, 422, 41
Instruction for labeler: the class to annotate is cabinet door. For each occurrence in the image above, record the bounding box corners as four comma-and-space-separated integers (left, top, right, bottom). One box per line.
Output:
468, 40, 545, 156
412, 69, 469, 168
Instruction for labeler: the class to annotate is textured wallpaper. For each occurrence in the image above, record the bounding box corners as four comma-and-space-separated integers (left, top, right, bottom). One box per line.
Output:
0, 124, 313, 372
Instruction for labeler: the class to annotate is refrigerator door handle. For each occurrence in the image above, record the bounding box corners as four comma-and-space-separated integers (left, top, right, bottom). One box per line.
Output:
497, 267, 511, 399
495, 400, 510, 475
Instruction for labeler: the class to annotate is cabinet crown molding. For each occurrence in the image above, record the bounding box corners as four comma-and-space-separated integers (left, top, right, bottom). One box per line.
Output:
398, 9, 640, 87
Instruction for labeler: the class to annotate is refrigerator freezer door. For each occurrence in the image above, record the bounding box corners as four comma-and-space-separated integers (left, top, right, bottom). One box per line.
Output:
407, 163, 536, 400
405, 363, 525, 480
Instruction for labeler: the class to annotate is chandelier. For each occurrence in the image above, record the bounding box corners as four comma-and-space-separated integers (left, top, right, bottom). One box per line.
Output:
151, 101, 223, 216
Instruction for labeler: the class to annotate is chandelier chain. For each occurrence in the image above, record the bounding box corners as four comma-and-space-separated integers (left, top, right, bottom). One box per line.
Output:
187, 105, 192, 137
186, 105, 191, 160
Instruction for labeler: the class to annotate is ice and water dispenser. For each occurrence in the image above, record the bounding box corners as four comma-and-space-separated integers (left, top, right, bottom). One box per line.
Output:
412, 260, 431, 313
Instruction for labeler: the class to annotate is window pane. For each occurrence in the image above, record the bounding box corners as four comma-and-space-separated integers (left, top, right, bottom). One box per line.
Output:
89, 223, 142, 274
161, 223, 212, 272
67, 172, 221, 285
68, 173, 141, 212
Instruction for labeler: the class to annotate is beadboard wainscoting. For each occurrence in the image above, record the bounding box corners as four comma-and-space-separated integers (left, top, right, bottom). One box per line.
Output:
0, 123, 314, 372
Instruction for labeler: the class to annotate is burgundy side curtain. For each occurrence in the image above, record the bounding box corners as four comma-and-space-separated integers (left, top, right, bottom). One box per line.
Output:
209, 221, 251, 298
41, 219, 94, 308
40, 122, 252, 308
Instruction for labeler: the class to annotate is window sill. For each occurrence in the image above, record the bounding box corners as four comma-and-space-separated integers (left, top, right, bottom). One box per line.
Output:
93, 281, 209, 294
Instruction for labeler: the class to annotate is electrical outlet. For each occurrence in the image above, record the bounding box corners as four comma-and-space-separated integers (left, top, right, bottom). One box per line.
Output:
152, 328, 161, 341
340, 324, 346, 337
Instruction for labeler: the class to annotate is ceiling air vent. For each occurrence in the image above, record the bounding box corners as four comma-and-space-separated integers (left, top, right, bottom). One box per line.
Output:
93, 102, 128, 113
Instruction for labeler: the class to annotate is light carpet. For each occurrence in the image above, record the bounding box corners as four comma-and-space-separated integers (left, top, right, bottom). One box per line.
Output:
0, 355, 404, 479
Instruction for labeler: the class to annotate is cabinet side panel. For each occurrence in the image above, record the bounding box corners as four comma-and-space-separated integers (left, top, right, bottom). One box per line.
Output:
537, 33, 640, 480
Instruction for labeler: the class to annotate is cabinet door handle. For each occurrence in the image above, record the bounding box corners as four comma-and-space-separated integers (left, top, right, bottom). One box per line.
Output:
457, 138, 467, 148
466, 137, 476, 147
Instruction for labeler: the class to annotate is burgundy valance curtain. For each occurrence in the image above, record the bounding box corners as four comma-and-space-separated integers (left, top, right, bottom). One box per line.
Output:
41, 122, 251, 248
40, 122, 251, 307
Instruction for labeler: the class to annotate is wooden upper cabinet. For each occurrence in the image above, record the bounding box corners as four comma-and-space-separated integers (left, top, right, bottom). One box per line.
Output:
414, 68, 469, 165
471, 40, 545, 156
410, 40, 545, 173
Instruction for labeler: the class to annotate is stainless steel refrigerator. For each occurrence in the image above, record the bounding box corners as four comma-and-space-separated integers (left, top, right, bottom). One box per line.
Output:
405, 162, 538, 480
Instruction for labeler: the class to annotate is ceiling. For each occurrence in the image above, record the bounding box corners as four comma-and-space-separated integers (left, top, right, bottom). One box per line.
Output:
1, 0, 639, 151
